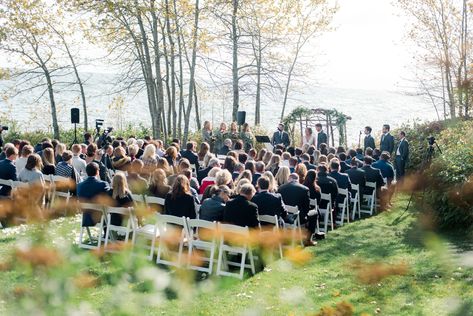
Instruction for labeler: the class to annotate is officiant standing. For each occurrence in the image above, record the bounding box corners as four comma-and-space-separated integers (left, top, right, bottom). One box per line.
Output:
271, 123, 290, 148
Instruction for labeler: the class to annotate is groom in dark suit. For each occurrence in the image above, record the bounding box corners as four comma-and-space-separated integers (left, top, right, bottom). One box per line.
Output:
271, 123, 290, 148
363, 126, 376, 151
380, 124, 395, 155
395, 131, 409, 179
315, 123, 327, 150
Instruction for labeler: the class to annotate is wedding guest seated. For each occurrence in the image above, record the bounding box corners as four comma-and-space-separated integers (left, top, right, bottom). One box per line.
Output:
215, 169, 233, 189
303, 170, 321, 205
18, 154, 44, 185
346, 158, 366, 197
128, 144, 139, 162
238, 153, 248, 164
164, 175, 196, 219
148, 169, 171, 199
329, 159, 352, 207
361, 156, 385, 193
164, 146, 179, 171
233, 140, 244, 154
181, 141, 200, 171
85, 144, 111, 183
198, 157, 220, 183
262, 151, 273, 166
275, 166, 290, 186
112, 146, 131, 171
42, 148, 56, 176
199, 185, 231, 222
252, 177, 287, 223
372, 148, 381, 161
245, 160, 256, 176
219, 138, 232, 156
232, 163, 244, 181
200, 167, 220, 194
198, 142, 210, 164
110, 172, 134, 225
248, 148, 257, 161
295, 163, 308, 184
235, 170, 253, 186
0, 145, 18, 197
223, 156, 237, 174
301, 153, 316, 170
127, 159, 148, 194
355, 148, 364, 160
263, 171, 278, 192
281, 152, 291, 167
56, 151, 80, 184
337, 153, 350, 172
71, 144, 87, 177
15, 144, 34, 176
77, 163, 111, 227
316, 164, 339, 213
252, 161, 265, 186
180, 169, 200, 202
157, 158, 173, 177
267, 155, 280, 176
372, 152, 395, 185
289, 157, 298, 173
223, 183, 259, 228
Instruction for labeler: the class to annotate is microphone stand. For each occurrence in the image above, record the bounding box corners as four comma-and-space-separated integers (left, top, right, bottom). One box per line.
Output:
358, 131, 362, 148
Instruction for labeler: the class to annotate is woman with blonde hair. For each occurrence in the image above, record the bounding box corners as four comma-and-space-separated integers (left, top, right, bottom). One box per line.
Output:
256, 148, 267, 161
110, 172, 133, 225
128, 144, 139, 162
148, 169, 171, 198
235, 170, 253, 185
198, 142, 210, 162
235, 178, 251, 195
267, 154, 281, 175
141, 144, 158, 175
157, 158, 173, 177
263, 171, 278, 192
42, 147, 56, 175
202, 152, 215, 168
55, 143, 66, 163
215, 169, 233, 188
275, 166, 290, 186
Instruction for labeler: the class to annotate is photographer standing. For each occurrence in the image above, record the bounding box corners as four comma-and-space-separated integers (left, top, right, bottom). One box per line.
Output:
0, 125, 7, 150
395, 131, 409, 180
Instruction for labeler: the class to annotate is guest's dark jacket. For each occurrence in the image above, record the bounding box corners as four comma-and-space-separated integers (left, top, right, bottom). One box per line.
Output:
372, 159, 395, 184
329, 170, 352, 203
316, 172, 338, 209
0, 158, 17, 196
42, 164, 56, 176
197, 166, 212, 183
396, 139, 409, 162
364, 135, 376, 150
278, 181, 310, 219
272, 130, 290, 148
380, 133, 395, 154
232, 172, 240, 181
218, 145, 231, 156
181, 150, 200, 170
317, 131, 328, 149
109, 192, 134, 226
346, 167, 366, 196
93, 159, 111, 183
164, 193, 196, 219
361, 165, 385, 193
200, 195, 225, 222
252, 173, 262, 186
77, 176, 111, 226
303, 161, 316, 170
252, 191, 287, 220
224, 195, 259, 228
340, 161, 350, 173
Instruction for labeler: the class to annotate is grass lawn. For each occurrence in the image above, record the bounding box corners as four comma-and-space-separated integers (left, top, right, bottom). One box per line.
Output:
1, 194, 473, 315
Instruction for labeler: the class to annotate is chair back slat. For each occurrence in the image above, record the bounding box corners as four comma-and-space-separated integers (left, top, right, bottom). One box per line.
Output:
366, 181, 376, 188
258, 215, 278, 226
285, 205, 299, 214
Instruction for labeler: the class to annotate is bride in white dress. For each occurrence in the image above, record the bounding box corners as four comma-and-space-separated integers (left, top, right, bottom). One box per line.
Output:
302, 127, 316, 147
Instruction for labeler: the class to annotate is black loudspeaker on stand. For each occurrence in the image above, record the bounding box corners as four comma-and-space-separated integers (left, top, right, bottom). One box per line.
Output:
237, 111, 246, 126
71, 108, 80, 144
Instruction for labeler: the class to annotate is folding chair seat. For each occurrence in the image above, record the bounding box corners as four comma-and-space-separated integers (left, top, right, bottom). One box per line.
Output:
155, 214, 189, 267
361, 182, 377, 216
319, 193, 334, 233
187, 219, 218, 273
216, 223, 255, 279
144, 195, 165, 213
104, 207, 137, 251
258, 215, 283, 259
78, 203, 107, 250
134, 216, 160, 261
350, 184, 361, 220
335, 188, 350, 226
284, 205, 304, 247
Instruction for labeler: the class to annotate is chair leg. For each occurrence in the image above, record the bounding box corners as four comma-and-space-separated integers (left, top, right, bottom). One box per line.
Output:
239, 251, 247, 279
248, 248, 256, 274
216, 241, 224, 275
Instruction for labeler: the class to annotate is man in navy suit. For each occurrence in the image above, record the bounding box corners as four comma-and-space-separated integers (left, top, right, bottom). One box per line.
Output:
180, 141, 200, 171
380, 124, 395, 155
373, 152, 395, 185
315, 123, 328, 150
77, 162, 111, 227
361, 156, 385, 195
300, 154, 316, 170
346, 158, 366, 197
0, 145, 18, 197
252, 177, 287, 222
395, 131, 409, 180
271, 123, 290, 148
363, 126, 376, 151
329, 160, 352, 199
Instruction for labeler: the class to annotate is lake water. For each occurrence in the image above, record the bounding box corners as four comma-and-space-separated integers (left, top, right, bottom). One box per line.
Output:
0, 72, 438, 145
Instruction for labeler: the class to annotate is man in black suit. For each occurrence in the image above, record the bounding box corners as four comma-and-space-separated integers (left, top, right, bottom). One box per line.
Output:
329, 160, 351, 196
278, 173, 316, 246
395, 131, 409, 180
224, 183, 259, 228
197, 158, 220, 183
77, 163, 111, 227
300, 153, 316, 170
252, 162, 265, 186
0, 145, 18, 197
363, 126, 376, 151
346, 158, 366, 197
252, 177, 287, 222
316, 164, 339, 213
380, 124, 395, 155
271, 123, 290, 148
315, 123, 328, 150
180, 141, 200, 171
361, 156, 385, 194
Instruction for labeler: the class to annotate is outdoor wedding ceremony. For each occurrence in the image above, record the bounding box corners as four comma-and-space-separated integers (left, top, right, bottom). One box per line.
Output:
0, 0, 473, 315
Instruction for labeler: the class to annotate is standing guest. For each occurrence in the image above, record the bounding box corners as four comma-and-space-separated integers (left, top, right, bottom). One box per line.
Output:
373, 152, 395, 185
315, 123, 328, 150
15, 145, 34, 176
219, 138, 232, 156
202, 121, 213, 145
395, 131, 409, 180
42, 148, 56, 176
84, 132, 93, 145
271, 123, 290, 148
197, 158, 220, 183
127, 159, 148, 194
0, 146, 18, 197
56, 151, 81, 184
181, 142, 200, 171
200, 185, 231, 222
224, 183, 259, 228
164, 175, 196, 219
302, 127, 316, 147
71, 144, 87, 177
148, 169, 171, 198
275, 166, 291, 186
232, 163, 244, 181
19, 154, 44, 185
363, 126, 376, 151
380, 124, 395, 155
214, 122, 228, 154
77, 163, 111, 227
252, 161, 265, 186
229, 121, 238, 137
112, 146, 131, 171
252, 176, 287, 222
110, 173, 134, 225
240, 123, 254, 151
198, 142, 210, 163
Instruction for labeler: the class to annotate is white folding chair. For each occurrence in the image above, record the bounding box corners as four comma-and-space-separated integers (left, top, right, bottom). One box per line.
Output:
258, 215, 283, 259
144, 195, 165, 212
336, 188, 350, 226
131, 194, 146, 204
134, 215, 160, 261
50, 176, 73, 213
217, 155, 227, 160
350, 184, 361, 220
155, 214, 189, 267
361, 182, 377, 216
0, 179, 13, 197
11, 181, 28, 189
319, 193, 334, 233
78, 203, 107, 250
216, 223, 255, 279
104, 207, 137, 251
187, 219, 218, 274
285, 205, 304, 247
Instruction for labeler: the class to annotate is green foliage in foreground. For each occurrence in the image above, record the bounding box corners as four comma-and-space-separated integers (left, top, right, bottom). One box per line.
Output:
1, 195, 472, 315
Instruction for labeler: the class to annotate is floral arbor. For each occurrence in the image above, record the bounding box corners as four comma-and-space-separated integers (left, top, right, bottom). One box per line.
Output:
282, 106, 351, 147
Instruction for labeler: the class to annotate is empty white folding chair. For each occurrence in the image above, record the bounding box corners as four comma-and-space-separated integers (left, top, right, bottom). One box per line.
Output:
216, 223, 255, 279
134, 216, 160, 261
350, 184, 361, 220
258, 215, 283, 259
78, 203, 107, 250
187, 219, 218, 274
285, 205, 304, 247
335, 188, 350, 226
131, 194, 146, 204
155, 214, 189, 267
319, 193, 334, 233
104, 207, 137, 251
50, 176, 73, 214
144, 195, 165, 212
361, 182, 377, 216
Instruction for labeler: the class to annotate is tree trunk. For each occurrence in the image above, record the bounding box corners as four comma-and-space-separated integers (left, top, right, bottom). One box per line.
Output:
231, 0, 239, 121
194, 81, 201, 130
173, 0, 185, 141
165, 0, 177, 138
160, 19, 172, 137
44, 69, 59, 139
255, 36, 262, 126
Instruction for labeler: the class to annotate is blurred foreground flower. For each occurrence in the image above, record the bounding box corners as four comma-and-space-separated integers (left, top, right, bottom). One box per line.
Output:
284, 248, 312, 266
352, 260, 409, 284
316, 301, 354, 316
15, 246, 63, 268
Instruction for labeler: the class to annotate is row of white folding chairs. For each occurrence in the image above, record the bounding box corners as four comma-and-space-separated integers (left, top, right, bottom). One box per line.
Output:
130, 194, 165, 209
